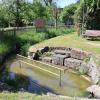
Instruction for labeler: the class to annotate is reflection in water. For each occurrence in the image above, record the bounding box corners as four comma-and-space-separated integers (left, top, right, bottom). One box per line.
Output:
6, 57, 91, 97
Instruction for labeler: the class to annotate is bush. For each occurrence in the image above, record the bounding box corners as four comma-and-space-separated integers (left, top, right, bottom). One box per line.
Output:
33, 33, 46, 43
0, 27, 76, 56
20, 43, 31, 56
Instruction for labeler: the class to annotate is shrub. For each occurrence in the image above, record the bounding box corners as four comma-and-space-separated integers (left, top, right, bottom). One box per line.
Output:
20, 43, 31, 56
33, 33, 46, 43
0, 27, 76, 56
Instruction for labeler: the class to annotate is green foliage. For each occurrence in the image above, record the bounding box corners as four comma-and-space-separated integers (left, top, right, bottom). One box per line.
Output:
75, 0, 100, 30
0, 0, 52, 27
60, 3, 78, 24
46, 28, 76, 38
5, 74, 29, 89
5, 79, 18, 89
0, 28, 75, 56
83, 57, 91, 63
0, 42, 10, 54
20, 43, 31, 56
18, 28, 75, 55
79, 66, 87, 75
0, 35, 16, 54
32, 2, 48, 19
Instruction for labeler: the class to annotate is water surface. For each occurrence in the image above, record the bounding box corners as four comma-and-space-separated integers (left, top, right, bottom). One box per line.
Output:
5, 56, 91, 97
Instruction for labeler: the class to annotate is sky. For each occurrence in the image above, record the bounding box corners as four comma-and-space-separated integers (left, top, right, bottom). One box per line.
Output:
56, 0, 77, 8
0, 0, 77, 8
29, 0, 77, 8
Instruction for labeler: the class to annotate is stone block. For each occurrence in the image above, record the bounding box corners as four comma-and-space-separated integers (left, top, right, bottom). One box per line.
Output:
64, 58, 82, 69
54, 50, 66, 55
42, 57, 52, 63
50, 46, 71, 51
52, 55, 60, 65
71, 48, 91, 60
52, 54, 67, 66
54, 50, 70, 57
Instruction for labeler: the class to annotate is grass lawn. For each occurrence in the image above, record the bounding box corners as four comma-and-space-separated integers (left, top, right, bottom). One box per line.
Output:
0, 92, 74, 100
29, 33, 100, 66
0, 93, 41, 100
30, 33, 100, 55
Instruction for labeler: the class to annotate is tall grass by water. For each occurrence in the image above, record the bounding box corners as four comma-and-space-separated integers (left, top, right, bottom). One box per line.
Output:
0, 27, 76, 55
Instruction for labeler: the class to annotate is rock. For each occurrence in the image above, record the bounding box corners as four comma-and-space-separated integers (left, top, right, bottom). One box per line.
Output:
64, 58, 82, 69
79, 62, 89, 74
38, 46, 49, 53
42, 57, 52, 63
54, 50, 70, 57
52, 55, 59, 65
50, 46, 71, 51
58, 55, 68, 66
38, 48, 45, 53
43, 46, 49, 52
71, 48, 91, 60
86, 57, 99, 84
28, 52, 35, 59
86, 85, 100, 98
54, 50, 67, 55
19, 88, 26, 92
52, 54, 67, 66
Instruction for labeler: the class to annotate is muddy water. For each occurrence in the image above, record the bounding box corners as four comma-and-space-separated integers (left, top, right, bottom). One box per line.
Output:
5, 57, 91, 97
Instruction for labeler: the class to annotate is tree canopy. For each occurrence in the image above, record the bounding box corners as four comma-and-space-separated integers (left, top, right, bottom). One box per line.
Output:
75, 0, 100, 30
0, 0, 54, 27
60, 3, 78, 24
0, 0, 100, 30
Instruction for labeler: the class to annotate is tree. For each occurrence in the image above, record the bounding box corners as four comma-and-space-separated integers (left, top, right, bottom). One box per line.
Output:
0, 0, 27, 27
75, 0, 100, 31
0, 0, 57, 28
60, 3, 77, 25
0, 0, 15, 27
43, 0, 53, 6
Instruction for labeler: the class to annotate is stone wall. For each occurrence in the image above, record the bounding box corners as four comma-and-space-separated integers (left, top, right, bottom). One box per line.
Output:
28, 46, 100, 84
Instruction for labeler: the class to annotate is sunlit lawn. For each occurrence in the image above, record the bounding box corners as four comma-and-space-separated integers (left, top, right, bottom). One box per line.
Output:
30, 33, 100, 55
0, 93, 41, 100
30, 33, 100, 66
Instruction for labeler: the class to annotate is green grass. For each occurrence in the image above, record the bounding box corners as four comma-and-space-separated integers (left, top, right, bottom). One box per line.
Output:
0, 36, 16, 54
0, 42, 10, 54
30, 33, 100, 66
31, 33, 100, 55
0, 92, 75, 100
0, 93, 41, 100
0, 28, 75, 56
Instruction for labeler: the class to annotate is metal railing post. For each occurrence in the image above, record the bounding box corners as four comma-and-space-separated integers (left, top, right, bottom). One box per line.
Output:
59, 70, 62, 87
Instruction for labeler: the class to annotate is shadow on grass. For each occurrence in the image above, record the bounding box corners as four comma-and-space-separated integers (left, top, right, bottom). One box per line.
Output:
86, 38, 100, 41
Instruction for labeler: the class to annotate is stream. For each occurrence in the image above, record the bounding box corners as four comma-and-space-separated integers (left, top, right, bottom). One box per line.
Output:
4, 56, 91, 97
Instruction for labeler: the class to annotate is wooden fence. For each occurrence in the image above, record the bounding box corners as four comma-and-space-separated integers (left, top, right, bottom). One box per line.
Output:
0, 26, 36, 39
0, 25, 74, 39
